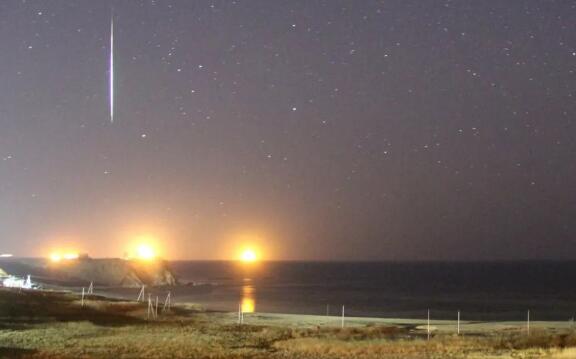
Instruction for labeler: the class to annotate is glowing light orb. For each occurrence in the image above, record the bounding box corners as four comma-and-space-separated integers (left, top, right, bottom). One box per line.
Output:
240, 248, 258, 263
136, 244, 156, 260
63, 252, 79, 260
49, 251, 79, 263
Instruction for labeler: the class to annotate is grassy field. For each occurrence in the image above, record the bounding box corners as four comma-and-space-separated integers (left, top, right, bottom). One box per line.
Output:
1, 288, 576, 358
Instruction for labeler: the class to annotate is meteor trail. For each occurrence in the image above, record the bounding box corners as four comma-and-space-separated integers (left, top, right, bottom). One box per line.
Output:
109, 14, 114, 123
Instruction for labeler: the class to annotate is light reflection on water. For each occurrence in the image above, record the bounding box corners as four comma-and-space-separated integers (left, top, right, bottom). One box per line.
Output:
241, 279, 255, 313
96, 261, 576, 320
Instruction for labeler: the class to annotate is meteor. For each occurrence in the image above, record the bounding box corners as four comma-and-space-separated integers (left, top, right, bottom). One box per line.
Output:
109, 14, 114, 123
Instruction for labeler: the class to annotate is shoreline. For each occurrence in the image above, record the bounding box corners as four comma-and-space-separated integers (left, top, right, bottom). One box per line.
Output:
218, 311, 576, 334
52, 286, 576, 333
2, 287, 576, 358
85, 287, 576, 334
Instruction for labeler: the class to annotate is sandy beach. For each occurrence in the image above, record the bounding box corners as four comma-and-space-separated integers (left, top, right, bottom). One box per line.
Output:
234, 311, 576, 334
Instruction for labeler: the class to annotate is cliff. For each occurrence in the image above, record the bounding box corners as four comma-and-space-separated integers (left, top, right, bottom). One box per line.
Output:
44, 258, 178, 287
0, 257, 177, 287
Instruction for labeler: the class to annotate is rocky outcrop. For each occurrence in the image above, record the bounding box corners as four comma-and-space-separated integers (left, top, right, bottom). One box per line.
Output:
45, 258, 178, 287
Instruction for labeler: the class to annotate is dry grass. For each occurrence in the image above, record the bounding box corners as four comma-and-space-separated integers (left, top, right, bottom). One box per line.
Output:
1, 288, 576, 358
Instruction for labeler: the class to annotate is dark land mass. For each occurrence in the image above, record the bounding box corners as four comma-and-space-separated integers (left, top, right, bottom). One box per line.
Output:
0, 257, 177, 287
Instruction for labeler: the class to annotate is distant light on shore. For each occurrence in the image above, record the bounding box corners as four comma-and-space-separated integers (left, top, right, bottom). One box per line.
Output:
229, 231, 270, 263
135, 243, 156, 261
122, 233, 162, 261
0, 254, 13, 258
49, 251, 79, 262
63, 253, 79, 260
50, 253, 62, 262
240, 248, 258, 263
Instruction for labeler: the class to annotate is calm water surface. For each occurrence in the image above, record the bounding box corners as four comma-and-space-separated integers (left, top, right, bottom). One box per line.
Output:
157, 261, 576, 321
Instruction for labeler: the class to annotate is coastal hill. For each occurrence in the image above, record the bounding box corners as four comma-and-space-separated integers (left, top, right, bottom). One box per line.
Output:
0, 257, 178, 287
46, 257, 179, 287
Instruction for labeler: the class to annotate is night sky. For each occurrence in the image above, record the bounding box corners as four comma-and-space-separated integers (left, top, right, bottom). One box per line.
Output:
1, 0, 575, 260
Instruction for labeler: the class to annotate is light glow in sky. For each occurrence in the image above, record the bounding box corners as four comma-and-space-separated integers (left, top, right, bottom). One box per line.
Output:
135, 243, 156, 261
240, 248, 258, 263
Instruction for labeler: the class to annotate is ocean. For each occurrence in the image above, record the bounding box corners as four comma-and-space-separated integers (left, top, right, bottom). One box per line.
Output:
155, 261, 576, 321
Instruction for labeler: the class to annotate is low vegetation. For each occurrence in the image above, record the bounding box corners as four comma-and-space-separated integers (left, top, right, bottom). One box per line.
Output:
0, 288, 575, 358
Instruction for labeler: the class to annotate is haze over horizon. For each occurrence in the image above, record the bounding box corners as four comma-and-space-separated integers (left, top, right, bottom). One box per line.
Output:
1, 0, 575, 261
